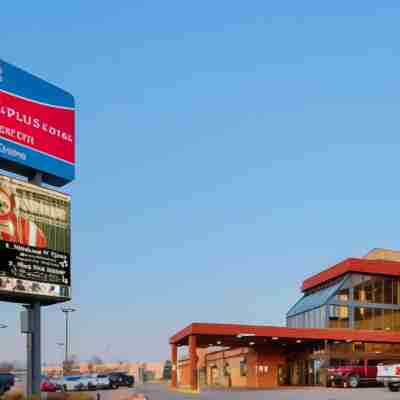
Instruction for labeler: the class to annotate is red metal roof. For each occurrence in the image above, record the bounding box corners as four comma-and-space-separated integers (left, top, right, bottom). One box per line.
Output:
302, 258, 400, 292
169, 322, 400, 346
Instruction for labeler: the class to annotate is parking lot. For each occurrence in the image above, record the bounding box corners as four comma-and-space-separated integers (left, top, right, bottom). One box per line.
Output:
128, 384, 400, 400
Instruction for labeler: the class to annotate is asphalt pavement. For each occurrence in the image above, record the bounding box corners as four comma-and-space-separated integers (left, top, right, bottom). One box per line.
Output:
132, 383, 400, 400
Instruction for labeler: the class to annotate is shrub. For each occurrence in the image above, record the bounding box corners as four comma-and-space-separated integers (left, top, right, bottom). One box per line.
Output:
66, 394, 93, 400
3, 391, 25, 400
3, 392, 93, 400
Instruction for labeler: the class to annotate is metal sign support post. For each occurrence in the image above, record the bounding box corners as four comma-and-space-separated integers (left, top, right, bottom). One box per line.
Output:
32, 301, 41, 396
23, 305, 33, 398
27, 173, 43, 398
23, 302, 41, 398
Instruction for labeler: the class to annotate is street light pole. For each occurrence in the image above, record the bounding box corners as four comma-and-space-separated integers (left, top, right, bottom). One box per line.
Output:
57, 343, 64, 369
65, 313, 69, 362
61, 307, 76, 364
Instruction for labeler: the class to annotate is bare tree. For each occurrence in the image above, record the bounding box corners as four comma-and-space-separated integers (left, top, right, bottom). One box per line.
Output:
0, 361, 14, 372
63, 354, 79, 376
89, 355, 104, 365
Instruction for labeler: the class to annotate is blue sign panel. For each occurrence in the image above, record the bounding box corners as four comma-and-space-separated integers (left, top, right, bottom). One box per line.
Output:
0, 60, 75, 186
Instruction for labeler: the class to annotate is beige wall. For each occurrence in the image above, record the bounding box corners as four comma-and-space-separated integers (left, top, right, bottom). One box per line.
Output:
205, 346, 286, 389
177, 345, 289, 389
206, 348, 249, 388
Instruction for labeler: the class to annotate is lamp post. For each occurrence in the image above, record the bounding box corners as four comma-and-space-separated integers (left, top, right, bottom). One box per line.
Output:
61, 307, 76, 364
57, 342, 64, 369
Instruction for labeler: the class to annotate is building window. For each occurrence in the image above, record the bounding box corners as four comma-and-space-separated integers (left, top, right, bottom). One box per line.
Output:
384, 278, 393, 305
240, 358, 247, 377
373, 277, 384, 304
384, 309, 393, 331
258, 365, 269, 376
364, 278, 374, 302
352, 276, 400, 305
328, 306, 349, 328
353, 275, 365, 302
329, 342, 352, 354
353, 342, 365, 352
288, 307, 326, 329
354, 276, 373, 303
393, 309, 400, 330
335, 287, 349, 302
354, 306, 394, 330
394, 280, 400, 305
320, 306, 326, 328
304, 311, 311, 328
374, 308, 384, 330
223, 362, 230, 377
354, 307, 373, 330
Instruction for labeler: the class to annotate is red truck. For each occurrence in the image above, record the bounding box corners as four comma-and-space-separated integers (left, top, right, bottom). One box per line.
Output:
327, 361, 383, 388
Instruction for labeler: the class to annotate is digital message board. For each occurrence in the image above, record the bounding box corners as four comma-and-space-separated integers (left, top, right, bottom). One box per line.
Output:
0, 175, 70, 304
0, 60, 75, 187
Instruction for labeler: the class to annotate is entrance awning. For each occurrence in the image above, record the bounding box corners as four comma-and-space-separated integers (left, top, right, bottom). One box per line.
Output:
170, 322, 400, 347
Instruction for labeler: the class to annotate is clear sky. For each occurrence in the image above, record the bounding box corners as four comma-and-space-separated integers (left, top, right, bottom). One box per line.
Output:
1, 1, 400, 365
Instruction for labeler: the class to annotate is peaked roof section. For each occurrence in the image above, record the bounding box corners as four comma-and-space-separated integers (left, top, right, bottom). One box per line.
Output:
302, 258, 400, 292
287, 276, 347, 317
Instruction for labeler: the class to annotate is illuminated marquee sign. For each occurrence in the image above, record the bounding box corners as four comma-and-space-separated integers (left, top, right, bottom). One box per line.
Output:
0, 60, 75, 186
0, 176, 70, 304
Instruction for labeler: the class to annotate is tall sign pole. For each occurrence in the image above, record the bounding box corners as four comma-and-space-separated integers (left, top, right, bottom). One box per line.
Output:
28, 172, 43, 398
31, 301, 41, 396
23, 305, 33, 398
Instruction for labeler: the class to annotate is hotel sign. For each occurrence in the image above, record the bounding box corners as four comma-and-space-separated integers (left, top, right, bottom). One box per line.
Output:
0, 60, 75, 186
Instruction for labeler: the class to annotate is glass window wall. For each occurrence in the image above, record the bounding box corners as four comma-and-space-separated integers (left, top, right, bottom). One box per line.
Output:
335, 287, 349, 302
394, 280, 400, 305
374, 308, 383, 330
384, 278, 393, 305
354, 307, 373, 330
373, 277, 384, 303
288, 273, 400, 331
384, 309, 393, 331
287, 307, 326, 329
394, 309, 400, 330
328, 306, 349, 328
352, 275, 400, 305
354, 306, 397, 330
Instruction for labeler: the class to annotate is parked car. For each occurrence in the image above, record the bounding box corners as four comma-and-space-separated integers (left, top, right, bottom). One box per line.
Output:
49, 377, 64, 391
108, 372, 134, 388
327, 360, 383, 388
62, 375, 96, 391
93, 374, 112, 390
41, 378, 58, 392
0, 373, 15, 395
378, 363, 400, 391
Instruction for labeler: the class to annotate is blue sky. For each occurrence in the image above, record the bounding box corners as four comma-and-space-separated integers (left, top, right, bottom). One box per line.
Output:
1, 1, 400, 364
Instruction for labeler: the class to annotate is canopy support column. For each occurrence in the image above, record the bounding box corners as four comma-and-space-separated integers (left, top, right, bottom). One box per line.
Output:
189, 335, 198, 391
171, 344, 178, 388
